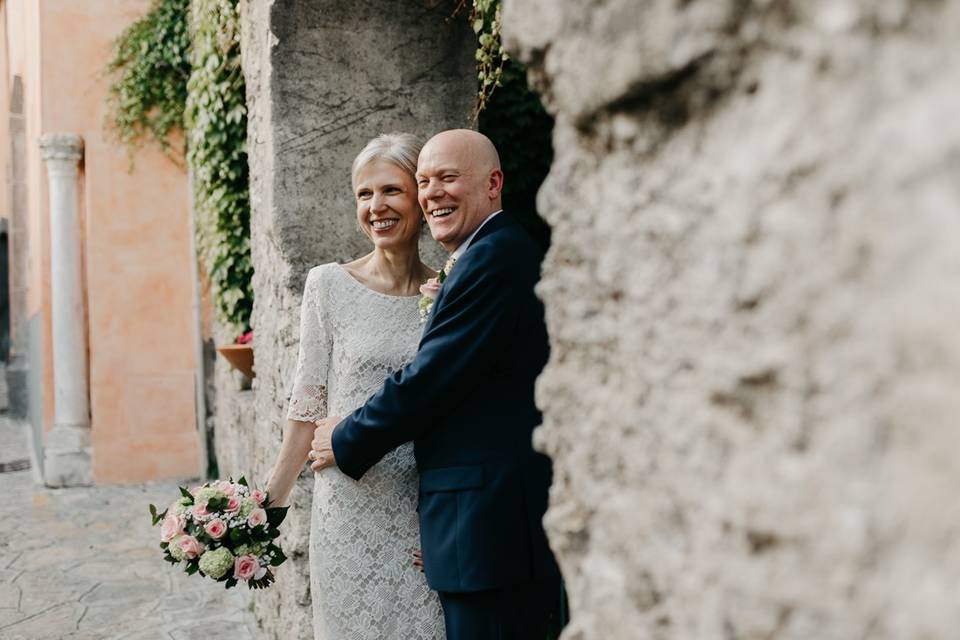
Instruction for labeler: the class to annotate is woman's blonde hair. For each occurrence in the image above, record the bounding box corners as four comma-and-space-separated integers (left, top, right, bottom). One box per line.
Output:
351, 132, 423, 188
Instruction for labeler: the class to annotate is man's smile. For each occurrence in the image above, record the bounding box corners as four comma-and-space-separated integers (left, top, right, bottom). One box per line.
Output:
430, 207, 455, 218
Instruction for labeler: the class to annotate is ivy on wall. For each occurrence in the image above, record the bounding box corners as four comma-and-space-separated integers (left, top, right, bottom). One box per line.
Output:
104, 0, 191, 159
466, 0, 507, 116
185, 0, 252, 336
469, 1, 554, 250
105, 0, 252, 335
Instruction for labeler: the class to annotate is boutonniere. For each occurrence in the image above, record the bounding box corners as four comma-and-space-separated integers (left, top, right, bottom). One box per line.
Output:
418, 256, 457, 322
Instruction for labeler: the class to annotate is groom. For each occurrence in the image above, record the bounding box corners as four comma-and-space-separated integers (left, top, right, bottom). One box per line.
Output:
310, 129, 561, 639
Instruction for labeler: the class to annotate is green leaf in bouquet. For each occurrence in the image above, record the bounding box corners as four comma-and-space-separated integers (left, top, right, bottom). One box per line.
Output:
237, 476, 249, 487
160, 541, 169, 550
207, 496, 228, 511
178, 486, 194, 501
266, 506, 289, 529
230, 527, 248, 544
185, 562, 200, 575
268, 527, 280, 540
225, 577, 238, 589
269, 547, 287, 567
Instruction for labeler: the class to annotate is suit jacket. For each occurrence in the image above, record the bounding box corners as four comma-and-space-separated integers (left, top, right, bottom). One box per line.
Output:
331, 212, 559, 593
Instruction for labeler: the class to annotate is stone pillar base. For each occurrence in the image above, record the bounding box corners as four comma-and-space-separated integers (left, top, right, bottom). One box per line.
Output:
43, 424, 92, 487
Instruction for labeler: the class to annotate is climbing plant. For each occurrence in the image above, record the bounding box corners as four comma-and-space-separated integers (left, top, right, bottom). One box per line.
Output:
104, 0, 191, 160
466, 0, 508, 116
105, 0, 252, 335
185, 0, 252, 336
468, 0, 554, 250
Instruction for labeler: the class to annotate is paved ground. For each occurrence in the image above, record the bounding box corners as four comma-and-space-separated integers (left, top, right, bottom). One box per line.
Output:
0, 413, 263, 640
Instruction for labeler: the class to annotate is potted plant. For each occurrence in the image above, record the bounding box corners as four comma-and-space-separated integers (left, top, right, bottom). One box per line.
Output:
216, 330, 254, 379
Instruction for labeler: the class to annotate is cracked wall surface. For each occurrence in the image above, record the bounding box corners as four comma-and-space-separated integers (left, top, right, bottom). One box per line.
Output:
219, 1, 474, 637
504, 0, 960, 638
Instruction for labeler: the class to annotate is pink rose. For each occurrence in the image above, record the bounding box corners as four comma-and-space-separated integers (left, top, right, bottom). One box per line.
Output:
193, 502, 210, 518
234, 554, 259, 581
247, 508, 267, 528
225, 497, 241, 513
419, 278, 441, 300
160, 514, 186, 543
177, 535, 205, 559
251, 489, 267, 506
190, 485, 202, 496
204, 518, 227, 540
217, 480, 236, 496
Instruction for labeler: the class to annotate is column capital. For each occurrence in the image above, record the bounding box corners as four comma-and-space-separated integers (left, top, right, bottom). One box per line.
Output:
39, 133, 84, 163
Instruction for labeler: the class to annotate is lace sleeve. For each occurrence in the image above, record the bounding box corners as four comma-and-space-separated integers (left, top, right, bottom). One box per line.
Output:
286, 266, 332, 422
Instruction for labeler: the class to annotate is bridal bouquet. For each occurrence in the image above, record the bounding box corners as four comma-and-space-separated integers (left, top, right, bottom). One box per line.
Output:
149, 477, 288, 589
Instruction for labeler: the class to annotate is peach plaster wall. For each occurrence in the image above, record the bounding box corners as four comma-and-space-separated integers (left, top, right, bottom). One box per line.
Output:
33, 0, 202, 483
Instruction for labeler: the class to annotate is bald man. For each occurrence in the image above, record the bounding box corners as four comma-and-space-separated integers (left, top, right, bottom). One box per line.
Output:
311, 130, 561, 639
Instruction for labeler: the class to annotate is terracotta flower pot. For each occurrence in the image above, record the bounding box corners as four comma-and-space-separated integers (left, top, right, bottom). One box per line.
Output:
216, 343, 255, 379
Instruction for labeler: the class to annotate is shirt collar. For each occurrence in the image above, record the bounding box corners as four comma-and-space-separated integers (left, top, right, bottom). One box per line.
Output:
450, 210, 502, 262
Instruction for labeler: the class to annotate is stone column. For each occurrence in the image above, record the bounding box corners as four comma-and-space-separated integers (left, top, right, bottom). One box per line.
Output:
39, 133, 91, 487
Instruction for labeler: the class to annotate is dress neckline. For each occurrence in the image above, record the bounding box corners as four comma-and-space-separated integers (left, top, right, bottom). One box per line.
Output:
333, 263, 422, 300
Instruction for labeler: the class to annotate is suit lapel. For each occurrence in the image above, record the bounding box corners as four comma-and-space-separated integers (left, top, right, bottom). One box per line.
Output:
422, 213, 513, 334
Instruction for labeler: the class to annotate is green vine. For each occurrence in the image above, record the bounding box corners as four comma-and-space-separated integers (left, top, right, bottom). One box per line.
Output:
104, 0, 191, 160
186, 0, 252, 336
454, 0, 508, 116
105, 0, 252, 335
466, 0, 553, 249
471, 0, 508, 116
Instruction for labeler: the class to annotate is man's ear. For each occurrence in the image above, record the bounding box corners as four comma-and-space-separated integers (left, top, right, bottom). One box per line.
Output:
488, 168, 504, 199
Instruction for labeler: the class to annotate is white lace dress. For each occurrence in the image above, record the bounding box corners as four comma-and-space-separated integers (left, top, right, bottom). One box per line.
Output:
287, 263, 445, 640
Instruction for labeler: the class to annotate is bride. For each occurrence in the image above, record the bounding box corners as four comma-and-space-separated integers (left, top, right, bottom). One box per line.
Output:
266, 133, 444, 639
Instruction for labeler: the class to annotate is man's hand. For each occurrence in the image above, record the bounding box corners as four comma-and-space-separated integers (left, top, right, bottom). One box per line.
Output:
310, 416, 342, 472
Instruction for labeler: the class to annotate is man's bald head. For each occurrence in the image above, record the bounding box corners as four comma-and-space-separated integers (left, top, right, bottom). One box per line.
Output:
422, 129, 501, 173
416, 129, 505, 252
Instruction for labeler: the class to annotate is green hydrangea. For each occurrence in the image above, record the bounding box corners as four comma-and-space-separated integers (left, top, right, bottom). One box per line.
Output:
169, 536, 187, 561
234, 543, 262, 557
194, 486, 226, 505
198, 547, 234, 580
239, 497, 256, 518
418, 296, 433, 317
169, 496, 193, 516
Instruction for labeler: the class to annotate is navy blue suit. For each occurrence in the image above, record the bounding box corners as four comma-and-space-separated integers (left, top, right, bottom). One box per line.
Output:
331, 212, 560, 638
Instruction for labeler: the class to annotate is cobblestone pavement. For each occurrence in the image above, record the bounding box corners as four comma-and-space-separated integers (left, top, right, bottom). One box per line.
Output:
0, 413, 263, 639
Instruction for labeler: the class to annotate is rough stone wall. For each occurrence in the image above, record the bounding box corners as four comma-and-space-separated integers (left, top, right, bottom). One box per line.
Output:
222, 1, 474, 637
504, 1, 960, 638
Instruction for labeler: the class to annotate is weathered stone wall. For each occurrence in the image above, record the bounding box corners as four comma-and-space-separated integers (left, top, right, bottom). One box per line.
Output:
220, 1, 474, 637
504, 0, 960, 638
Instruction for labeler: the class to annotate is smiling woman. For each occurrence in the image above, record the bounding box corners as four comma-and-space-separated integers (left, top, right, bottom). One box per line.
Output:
341, 133, 437, 295
354, 162, 421, 250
